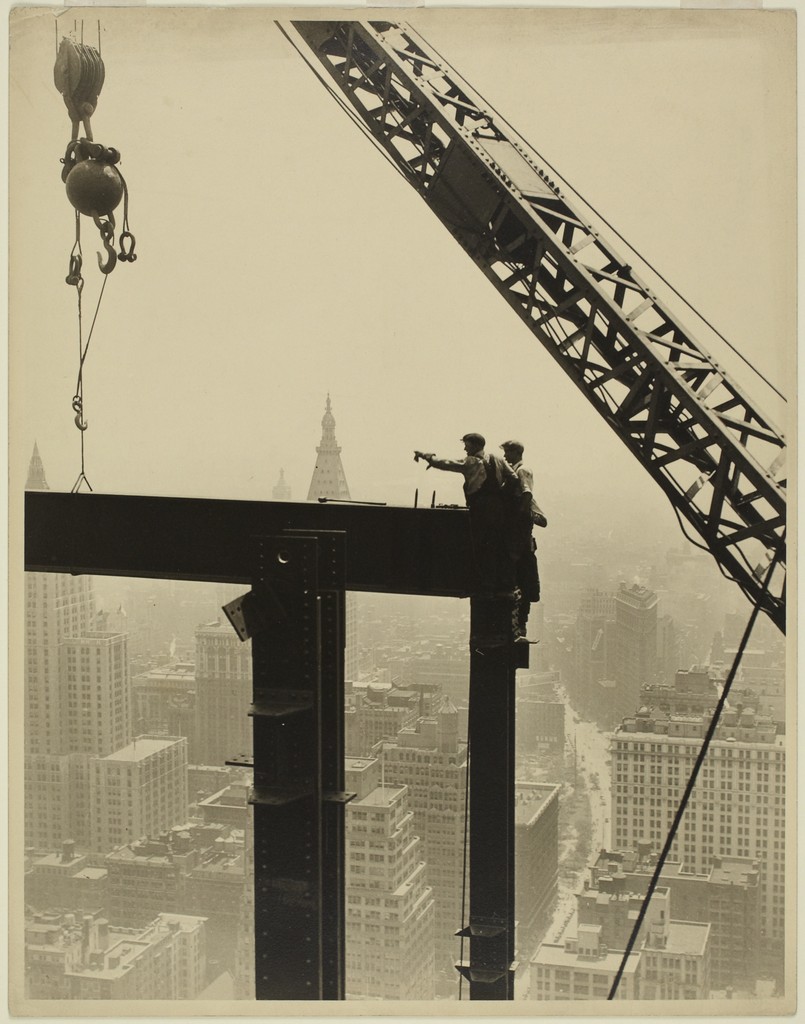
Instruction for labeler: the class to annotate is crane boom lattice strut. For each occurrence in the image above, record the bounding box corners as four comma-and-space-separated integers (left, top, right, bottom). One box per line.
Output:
289, 19, 786, 633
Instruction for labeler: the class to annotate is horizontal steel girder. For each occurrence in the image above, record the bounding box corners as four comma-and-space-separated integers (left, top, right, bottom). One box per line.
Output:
24, 491, 473, 596
288, 20, 786, 633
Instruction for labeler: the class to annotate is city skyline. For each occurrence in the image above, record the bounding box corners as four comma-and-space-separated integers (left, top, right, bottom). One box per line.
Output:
17, 387, 791, 1008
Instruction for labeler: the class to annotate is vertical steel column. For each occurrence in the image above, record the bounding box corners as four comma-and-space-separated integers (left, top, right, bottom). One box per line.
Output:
457, 597, 522, 999
289, 530, 350, 999
250, 534, 324, 1000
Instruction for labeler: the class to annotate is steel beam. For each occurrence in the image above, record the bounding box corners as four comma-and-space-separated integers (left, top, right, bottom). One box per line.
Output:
25, 491, 472, 597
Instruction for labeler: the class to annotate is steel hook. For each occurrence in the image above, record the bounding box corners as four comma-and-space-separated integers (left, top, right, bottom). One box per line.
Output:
93, 212, 117, 274
72, 395, 88, 431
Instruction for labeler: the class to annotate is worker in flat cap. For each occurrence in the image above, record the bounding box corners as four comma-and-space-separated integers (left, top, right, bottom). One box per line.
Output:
500, 440, 547, 637
414, 433, 521, 593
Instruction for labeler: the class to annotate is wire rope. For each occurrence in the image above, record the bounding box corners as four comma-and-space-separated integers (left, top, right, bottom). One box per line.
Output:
458, 732, 471, 999
70, 250, 110, 493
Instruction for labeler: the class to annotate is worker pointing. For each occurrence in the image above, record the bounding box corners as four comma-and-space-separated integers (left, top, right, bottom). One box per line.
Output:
414, 433, 520, 594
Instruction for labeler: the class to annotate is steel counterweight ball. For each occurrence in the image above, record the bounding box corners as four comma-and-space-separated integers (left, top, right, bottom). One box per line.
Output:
65, 158, 124, 217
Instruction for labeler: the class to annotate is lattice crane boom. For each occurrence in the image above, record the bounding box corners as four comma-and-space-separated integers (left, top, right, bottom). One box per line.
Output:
289, 19, 787, 633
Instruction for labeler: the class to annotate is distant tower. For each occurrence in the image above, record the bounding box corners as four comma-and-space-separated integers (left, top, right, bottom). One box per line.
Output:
272, 468, 291, 501
307, 395, 351, 501
306, 396, 358, 681
26, 442, 49, 490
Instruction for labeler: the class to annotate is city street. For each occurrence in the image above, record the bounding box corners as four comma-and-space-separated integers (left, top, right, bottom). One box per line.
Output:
545, 697, 612, 944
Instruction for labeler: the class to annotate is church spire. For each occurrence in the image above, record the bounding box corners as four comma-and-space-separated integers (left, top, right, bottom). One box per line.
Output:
307, 395, 351, 501
272, 468, 291, 501
26, 442, 49, 491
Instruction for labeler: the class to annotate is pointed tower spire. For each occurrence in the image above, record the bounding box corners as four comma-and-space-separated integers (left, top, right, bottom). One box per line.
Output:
307, 395, 351, 501
26, 442, 50, 491
272, 468, 292, 501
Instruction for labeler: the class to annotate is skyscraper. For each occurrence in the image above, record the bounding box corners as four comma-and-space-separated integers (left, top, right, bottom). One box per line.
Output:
611, 699, 786, 975
60, 632, 132, 756
192, 620, 252, 767
572, 589, 616, 714
344, 756, 435, 999
514, 783, 560, 960
377, 699, 467, 982
90, 736, 189, 852
613, 583, 659, 710
24, 445, 98, 851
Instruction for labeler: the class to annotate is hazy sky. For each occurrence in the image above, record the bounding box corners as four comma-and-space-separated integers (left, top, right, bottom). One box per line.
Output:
10, 6, 795, 539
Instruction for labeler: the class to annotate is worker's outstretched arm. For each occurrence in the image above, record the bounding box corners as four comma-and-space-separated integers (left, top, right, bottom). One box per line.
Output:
415, 452, 467, 473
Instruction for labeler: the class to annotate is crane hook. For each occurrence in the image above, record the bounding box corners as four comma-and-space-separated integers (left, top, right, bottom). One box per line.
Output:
72, 395, 88, 431
92, 212, 117, 274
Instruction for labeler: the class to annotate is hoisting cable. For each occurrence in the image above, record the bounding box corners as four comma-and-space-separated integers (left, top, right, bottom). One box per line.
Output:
70, 266, 109, 492
458, 732, 471, 999
413, 26, 787, 406
607, 539, 783, 999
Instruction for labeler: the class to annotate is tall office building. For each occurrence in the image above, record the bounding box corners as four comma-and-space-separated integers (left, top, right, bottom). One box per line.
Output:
344, 757, 435, 999
611, 699, 786, 972
572, 589, 616, 714
514, 783, 560, 960
612, 583, 659, 710
25, 554, 97, 752
132, 662, 196, 735
90, 736, 188, 852
306, 395, 358, 680
60, 632, 131, 756
24, 446, 99, 851
192, 620, 252, 767
377, 699, 467, 981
